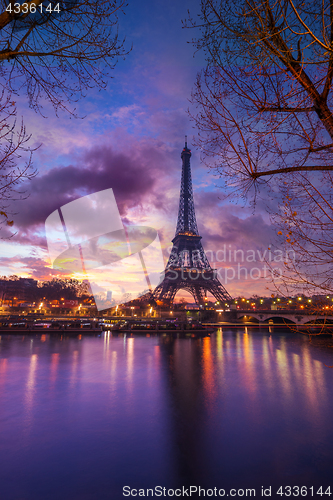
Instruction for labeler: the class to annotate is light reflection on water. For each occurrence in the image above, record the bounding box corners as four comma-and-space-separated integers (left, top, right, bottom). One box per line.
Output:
0, 329, 332, 499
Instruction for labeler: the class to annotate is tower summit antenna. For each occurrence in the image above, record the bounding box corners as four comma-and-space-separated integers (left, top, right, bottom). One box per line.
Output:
185, 135, 187, 148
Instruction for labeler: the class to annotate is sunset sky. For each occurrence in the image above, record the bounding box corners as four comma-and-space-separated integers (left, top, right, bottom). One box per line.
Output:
0, 0, 283, 299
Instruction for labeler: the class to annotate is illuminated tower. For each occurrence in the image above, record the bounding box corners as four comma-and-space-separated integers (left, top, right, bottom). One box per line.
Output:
152, 139, 231, 305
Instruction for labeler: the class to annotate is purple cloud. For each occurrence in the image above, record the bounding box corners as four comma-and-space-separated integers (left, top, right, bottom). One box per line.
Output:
8, 143, 172, 238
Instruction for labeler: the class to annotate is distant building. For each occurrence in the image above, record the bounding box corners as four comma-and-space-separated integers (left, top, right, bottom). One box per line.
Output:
0, 277, 38, 304
106, 291, 112, 301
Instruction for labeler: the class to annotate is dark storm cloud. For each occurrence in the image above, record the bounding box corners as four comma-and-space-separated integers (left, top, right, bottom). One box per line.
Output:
202, 212, 275, 246
194, 190, 276, 249
10, 145, 160, 232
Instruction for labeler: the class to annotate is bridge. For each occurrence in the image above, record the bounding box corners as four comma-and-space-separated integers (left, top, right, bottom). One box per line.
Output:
235, 309, 333, 325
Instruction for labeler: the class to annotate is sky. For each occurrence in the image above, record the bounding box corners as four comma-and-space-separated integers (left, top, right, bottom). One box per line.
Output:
0, 0, 285, 299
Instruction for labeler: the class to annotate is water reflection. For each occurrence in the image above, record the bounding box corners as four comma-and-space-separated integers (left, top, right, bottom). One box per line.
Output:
50, 352, 59, 388
159, 329, 333, 489
0, 357, 7, 394
69, 350, 78, 390
126, 337, 134, 392
0, 329, 332, 499
110, 350, 117, 389
215, 329, 224, 386
202, 336, 216, 406
242, 332, 257, 399
276, 338, 293, 404
262, 335, 273, 392
24, 353, 38, 431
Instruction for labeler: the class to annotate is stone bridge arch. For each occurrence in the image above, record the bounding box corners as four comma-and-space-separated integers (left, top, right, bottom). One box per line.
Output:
237, 313, 296, 324
235, 311, 333, 325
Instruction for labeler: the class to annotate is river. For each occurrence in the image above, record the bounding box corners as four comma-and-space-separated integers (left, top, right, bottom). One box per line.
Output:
0, 328, 332, 499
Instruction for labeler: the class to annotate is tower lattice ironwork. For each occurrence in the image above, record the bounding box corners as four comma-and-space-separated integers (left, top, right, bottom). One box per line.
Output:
152, 139, 232, 305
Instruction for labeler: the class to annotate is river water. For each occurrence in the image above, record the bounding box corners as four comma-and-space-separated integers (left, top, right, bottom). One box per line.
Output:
0, 328, 332, 499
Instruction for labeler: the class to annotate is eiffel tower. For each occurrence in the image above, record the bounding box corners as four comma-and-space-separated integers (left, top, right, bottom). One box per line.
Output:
152, 138, 232, 306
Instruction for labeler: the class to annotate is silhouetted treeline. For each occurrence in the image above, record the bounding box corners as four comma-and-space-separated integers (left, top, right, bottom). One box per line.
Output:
0, 276, 92, 304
